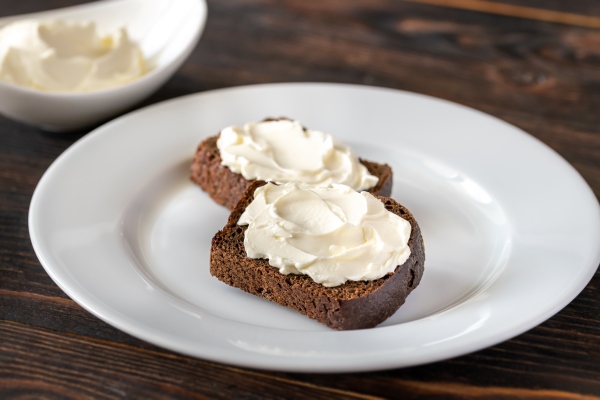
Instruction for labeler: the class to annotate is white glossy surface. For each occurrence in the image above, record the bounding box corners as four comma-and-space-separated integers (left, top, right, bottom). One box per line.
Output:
29, 83, 600, 372
0, 0, 206, 130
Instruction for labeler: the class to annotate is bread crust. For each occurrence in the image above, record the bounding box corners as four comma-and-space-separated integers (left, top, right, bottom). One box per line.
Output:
210, 181, 425, 330
190, 134, 393, 211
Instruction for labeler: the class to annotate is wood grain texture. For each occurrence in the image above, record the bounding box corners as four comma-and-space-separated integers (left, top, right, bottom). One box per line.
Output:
402, 0, 600, 28
1, 0, 599, 398
461, 0, 600, 20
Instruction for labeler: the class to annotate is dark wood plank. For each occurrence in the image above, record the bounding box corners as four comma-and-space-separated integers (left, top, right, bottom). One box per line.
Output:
469, 0, 600, 20
1, 321, 377, 400
403, 0, 600, 28
0, 0, 90, 16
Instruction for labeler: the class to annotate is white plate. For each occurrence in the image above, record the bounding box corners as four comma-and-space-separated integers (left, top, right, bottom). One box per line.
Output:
29, 83, 600, 372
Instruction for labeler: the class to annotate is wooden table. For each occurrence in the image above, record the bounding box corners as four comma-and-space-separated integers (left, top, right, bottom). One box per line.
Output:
1, 0, 599, 398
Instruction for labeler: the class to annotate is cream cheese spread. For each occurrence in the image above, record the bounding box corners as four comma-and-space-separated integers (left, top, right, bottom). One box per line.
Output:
0, 19, 147, 92
216, 119, 379, 191
238, 182, 412, 287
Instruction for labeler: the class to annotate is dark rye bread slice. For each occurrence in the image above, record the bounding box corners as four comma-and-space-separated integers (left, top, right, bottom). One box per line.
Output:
190, 135, 393, 211
210, 181, 425, 330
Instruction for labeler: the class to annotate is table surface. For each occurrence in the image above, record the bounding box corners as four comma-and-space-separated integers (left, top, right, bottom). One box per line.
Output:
1, 0, 599, 398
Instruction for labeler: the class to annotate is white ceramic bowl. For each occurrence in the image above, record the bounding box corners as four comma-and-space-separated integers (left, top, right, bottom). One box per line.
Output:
0, 0, 207, 131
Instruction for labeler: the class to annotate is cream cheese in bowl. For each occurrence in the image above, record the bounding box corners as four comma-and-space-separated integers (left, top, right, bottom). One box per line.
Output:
0, 19, 147, 92
0, 0, 207, 131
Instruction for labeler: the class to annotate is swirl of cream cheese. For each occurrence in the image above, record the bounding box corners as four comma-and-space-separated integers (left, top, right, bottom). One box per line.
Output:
238, 182, 412, 287
216, 119, 378, 191
0, 19, 147, 92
